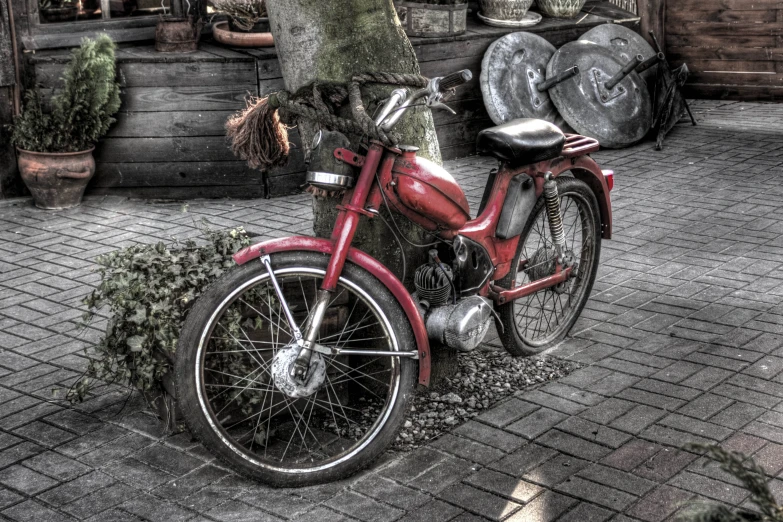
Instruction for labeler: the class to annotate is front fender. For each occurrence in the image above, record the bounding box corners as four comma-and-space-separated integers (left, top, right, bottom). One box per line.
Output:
550, 155, 613, 239
233, 236, 432, 386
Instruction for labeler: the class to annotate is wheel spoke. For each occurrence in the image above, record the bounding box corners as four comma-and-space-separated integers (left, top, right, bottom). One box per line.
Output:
196, 267, 402, 473
238, 297, 291, 338
508, 190, 597, 347
328, 357, 391, 388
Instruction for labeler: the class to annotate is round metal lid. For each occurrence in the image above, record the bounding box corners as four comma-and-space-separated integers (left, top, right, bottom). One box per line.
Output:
480, 31, 565, 127
579, 24, 658, 86
547, 40, 652, 149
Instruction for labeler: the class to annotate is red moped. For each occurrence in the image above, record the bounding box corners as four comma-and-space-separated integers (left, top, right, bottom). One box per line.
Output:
175, 70, 613, 486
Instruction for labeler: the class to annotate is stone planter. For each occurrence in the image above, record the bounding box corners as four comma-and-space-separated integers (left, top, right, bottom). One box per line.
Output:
16, 148, 95, 210
396, 2, 467, 38
536, 0, 586, 18
479, 0, 533, 20
143, 369, 184, 433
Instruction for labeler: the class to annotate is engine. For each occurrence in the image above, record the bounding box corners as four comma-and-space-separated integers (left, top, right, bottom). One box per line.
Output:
414, 250, 493, 352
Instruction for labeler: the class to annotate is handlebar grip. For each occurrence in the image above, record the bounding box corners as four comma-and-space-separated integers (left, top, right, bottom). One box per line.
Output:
439, 69, 472, 91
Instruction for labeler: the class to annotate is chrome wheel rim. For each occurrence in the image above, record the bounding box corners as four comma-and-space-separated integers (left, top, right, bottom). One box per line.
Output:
194, 267, 401, 474
512, 191, 596, 346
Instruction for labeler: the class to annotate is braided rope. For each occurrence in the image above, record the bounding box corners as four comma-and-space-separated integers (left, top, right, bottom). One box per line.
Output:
353, 72, 428, 88
272, 72, 428, 145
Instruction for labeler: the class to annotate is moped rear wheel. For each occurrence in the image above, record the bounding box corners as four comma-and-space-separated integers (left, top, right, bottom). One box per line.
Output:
175, 251, 416, 487
496, 176, 601, 356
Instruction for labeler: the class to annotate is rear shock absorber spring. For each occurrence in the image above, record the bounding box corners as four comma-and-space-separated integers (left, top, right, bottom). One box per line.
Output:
543, 173, 566, 256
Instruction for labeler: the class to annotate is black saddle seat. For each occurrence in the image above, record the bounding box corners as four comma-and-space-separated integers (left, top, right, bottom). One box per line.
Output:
476, 118, 566, 167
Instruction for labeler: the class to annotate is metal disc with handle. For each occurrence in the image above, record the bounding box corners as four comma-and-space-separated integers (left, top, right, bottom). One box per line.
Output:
547, 40, 652, 149
579, 24, 658, 88
480, 32, 566, 127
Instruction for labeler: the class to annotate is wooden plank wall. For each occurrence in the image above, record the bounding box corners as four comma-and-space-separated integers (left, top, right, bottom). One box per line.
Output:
666, 0, 783, 100
260, 2, 640, 195
0, 0, 14, 87
31, 44, 266, 199
28, 1, 639, 199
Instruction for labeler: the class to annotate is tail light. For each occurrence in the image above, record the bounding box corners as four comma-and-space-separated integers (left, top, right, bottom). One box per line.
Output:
602, 170, 614, 191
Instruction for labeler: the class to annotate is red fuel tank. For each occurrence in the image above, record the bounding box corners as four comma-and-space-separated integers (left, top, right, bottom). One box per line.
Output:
391, 152, 470, 231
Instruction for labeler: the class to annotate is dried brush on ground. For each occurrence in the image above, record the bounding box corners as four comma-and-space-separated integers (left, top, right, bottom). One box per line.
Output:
210, 0, 265, 30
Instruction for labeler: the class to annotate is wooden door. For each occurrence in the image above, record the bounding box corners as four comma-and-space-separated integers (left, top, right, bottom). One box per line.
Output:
666, 0, 783, 101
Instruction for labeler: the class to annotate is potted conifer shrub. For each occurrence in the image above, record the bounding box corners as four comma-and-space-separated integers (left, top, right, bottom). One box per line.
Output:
11, 34, 120, 210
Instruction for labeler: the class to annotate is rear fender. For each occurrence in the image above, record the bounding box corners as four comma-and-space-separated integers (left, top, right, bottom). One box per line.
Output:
549, 155, 613, 239
233, 237, 432, 386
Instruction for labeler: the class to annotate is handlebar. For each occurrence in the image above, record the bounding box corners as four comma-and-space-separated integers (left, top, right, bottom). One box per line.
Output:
437, 69, 473, 92
375, 69, 472, 132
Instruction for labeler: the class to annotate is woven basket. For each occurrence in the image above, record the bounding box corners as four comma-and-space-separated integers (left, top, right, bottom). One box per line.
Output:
479, 0, 533, 20
536, 0, 587, 17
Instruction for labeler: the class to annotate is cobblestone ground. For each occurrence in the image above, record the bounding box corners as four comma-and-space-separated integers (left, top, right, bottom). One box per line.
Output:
2, 100, 783, 521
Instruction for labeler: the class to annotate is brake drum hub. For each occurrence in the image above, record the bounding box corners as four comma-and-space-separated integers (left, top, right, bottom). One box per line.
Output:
271, 344, 327, 398
527, 247, 577, 294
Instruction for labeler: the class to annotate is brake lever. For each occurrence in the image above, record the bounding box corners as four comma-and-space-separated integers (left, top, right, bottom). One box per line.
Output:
425, 89, 456, 115
430, 101, 456, 115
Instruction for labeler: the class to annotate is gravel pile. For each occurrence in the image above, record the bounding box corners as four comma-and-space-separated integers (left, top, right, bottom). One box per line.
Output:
393, 347, 580, 450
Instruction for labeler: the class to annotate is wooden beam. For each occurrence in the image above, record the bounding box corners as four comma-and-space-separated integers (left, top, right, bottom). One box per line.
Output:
0, 87, 20, 198
0, 0, 14, 87
637, 0, 665, 48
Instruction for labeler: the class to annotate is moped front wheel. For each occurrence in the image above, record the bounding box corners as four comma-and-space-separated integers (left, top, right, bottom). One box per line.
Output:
175, 251, 416, 487
496, 176, 602, 356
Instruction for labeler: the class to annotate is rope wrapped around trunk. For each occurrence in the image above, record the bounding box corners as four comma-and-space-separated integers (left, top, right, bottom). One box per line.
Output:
226, 72, 429, 171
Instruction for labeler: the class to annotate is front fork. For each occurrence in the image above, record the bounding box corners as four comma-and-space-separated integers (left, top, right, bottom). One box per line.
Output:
266, 142, 388, 382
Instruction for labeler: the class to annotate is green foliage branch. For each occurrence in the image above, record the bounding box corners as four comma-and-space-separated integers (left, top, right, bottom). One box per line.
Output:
69, 226, 252, 404
679, 443, 782, 522
11, 34, 121, 153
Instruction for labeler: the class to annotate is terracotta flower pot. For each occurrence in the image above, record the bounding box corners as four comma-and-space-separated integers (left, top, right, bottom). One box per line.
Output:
212, 21, 274, 47
16, 148, 96, 210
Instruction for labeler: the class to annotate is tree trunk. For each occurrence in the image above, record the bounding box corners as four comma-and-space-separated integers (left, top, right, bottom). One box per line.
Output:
268, 0, 458, 381
267, 0, 441, 287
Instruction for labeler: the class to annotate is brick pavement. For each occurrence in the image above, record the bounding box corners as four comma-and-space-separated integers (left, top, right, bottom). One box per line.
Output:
2, 100, 783, 521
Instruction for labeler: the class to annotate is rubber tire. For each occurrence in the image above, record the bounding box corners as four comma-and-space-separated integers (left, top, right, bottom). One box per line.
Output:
175, 251, 417, 487
495, 176, 602, 356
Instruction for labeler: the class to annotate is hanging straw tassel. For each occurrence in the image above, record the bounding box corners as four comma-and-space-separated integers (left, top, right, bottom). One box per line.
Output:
225, 94, 290, 170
